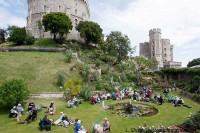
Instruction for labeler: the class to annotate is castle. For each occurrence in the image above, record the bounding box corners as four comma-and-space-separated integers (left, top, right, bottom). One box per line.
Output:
139, 28, 182, 70
26, 0, 90, 42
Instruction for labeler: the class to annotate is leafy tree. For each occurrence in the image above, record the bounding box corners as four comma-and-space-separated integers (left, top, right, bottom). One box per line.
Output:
76, 21, 103, 45
104, 31, 135, 64
7, 26, 27, 45
64, 78, 83, 96
42, 12, 73, 40
7, 26, 35, 45
0, 79, 29, 109
0, 28, 7, 44
187, 58, 200, 67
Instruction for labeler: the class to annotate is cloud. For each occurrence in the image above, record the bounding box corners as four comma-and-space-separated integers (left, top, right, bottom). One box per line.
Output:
90, 0, 200, 67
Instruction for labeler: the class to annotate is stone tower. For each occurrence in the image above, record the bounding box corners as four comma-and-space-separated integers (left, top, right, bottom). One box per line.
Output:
26, 0, 90, 42
139, 28, 182, 70
149, 28, 163, 67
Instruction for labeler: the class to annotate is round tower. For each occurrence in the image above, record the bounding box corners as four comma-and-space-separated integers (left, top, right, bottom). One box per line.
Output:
26, 0, 90, 41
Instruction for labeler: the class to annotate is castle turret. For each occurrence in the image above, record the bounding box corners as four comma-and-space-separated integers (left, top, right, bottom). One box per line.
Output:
149, 28, 163, 68
26, 0, 90, 42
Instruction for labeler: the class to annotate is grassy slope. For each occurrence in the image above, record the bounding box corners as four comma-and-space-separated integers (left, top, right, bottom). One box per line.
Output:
0, 92, 199, 133
0, 52, 77, 93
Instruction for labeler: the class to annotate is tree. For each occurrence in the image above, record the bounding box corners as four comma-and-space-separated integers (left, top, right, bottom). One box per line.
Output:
0, 28, 7, 44
7, 26, 27, 45
42, 12, 73, 40
187, 58, 200, 67
105, 31, 134, 64
0, 79, 29, 109
76, 21, 103, 45
7, 26, 35, 45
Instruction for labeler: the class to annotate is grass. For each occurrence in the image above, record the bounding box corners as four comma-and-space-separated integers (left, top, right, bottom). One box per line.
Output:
0, 52, 78, 92
0, 91, 199, 133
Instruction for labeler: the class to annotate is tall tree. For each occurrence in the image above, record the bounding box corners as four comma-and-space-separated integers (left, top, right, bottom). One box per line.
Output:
42, 12, 73, 40
187, 58, 200, 67
105, 31, 134, 64
77, 21, 103, 45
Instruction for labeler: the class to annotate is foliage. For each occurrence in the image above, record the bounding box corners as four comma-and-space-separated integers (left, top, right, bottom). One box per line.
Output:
76, 21, 103, 44
80, 85, 92, 101
42, 12, 72, 40
109, 104, 115, 110
64, 78, 83, 96
24, 33, 35, 45
79, 65, 90, 82
7, 26, 35, 45
187, 58, 200, 67
65, 49, 73, 63
124, 103, 133, 114
0, 28, 7, 44
7, 26, 33, 45
57, 71, 66, 87
183, 111, 200, 131
34, 38, 60, 48
96, 81, 107, 90
161, 68, 200, 75
104, 31, 134, 64
0, 79, 29, 109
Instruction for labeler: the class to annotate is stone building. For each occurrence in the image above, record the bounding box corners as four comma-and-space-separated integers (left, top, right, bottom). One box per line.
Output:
26, 0, 90, 42
139, 28, 181, 70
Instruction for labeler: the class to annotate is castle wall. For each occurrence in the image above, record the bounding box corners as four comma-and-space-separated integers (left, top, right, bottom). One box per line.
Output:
27, 0, 90, 42
139, 42, 151, 59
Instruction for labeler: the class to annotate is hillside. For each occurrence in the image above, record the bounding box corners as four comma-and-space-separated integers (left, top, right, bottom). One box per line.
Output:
0, 52, 78, 93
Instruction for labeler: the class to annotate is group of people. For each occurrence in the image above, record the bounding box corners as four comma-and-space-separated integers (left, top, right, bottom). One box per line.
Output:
9, 101, 38, 124
9, 103, 24, 121
67, 96, 79, 108
93, 118, 110, 133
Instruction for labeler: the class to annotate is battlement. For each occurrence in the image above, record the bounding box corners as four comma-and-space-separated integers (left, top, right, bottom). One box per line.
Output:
149, 28, 161, 35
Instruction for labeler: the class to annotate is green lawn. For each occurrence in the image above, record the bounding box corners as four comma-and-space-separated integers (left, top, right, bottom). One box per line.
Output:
0, 52, 78, 92
0, 92, 199, 133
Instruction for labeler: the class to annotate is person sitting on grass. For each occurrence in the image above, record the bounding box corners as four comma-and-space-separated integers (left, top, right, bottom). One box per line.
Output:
61, 114, 70, 128
103, 118, 110, 132
39, 115, 53, 131
25, 106, 38, 124
54, 112, 63, 125
9, 106, 17, 118
91, 96, 97, 104
48, 101, 56, 115
73, 96, 79, 107
78, 126, 88, 133
27, 101, 35, 112
75, 120, 82, 133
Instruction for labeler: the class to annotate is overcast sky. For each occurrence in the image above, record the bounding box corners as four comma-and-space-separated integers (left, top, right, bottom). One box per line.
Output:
0, 0, 200, 67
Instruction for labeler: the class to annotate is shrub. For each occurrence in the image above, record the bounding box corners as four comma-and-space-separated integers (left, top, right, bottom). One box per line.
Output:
25, 34, 35, 45
124, 103, 133, 114
183, 111, 200, 131
0, 79, 29, 109
7, 26, 35, 45
80, 85, 92, 101
64, 78, 83, 96
57, 71, 66, 87
65, 50, 73, 63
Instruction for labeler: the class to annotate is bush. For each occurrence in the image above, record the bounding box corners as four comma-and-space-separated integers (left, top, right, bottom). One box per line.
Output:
65, 50, 73, 63
64, 78, 83, 96
57, 71, 66, 87
80, 85, 92, 101
124, 103, 133, 114
0, 79, 29, 109
7, 26, 35, 45
183, 111, 200, 131
25, 35, 35, 45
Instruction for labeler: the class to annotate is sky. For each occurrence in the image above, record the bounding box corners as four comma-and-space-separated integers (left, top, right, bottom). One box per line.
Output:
0, 0, 200, 67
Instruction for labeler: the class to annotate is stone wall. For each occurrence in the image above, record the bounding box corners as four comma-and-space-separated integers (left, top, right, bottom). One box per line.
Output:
29, 92, 64, 99
27, 0, 90, 42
